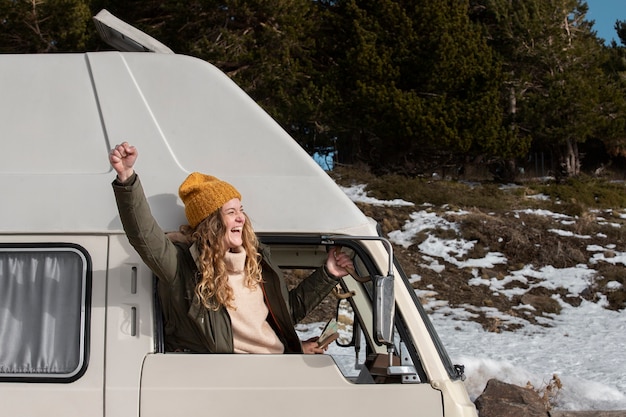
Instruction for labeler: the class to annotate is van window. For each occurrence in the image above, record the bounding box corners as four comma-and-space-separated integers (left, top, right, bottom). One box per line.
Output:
0, 244, 90, 382
151, 237, 428, 384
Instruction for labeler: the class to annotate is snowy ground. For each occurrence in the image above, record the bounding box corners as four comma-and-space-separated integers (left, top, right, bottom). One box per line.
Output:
304, 183, 626, 411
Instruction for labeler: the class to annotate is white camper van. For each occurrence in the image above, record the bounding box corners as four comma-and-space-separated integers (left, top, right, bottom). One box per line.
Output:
0, 10, 477, 417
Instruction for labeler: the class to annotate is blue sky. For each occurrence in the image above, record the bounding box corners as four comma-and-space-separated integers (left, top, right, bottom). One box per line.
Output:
586, 0, 625, 44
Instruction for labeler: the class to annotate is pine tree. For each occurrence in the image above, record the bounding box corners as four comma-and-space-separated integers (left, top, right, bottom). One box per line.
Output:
0, 0, 92, 52
472, 0, 626, 179
312, 0, 513, 175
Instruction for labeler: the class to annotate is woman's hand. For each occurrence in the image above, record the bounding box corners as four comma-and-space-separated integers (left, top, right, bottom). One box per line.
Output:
324, 247, 354, 279
301, 337, 327, 354
109, 142, 138, 183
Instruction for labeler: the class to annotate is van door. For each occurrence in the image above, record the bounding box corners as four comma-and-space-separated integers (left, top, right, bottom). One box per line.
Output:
139, 239, 445, 417
140, 354, 443, 417
0, 236, 107, 417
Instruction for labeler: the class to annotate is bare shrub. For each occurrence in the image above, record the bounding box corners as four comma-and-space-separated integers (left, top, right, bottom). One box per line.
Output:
526, 374, 563, 411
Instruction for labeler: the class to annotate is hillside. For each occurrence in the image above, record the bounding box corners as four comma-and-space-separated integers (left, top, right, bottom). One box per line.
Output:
313, 165, 626, 332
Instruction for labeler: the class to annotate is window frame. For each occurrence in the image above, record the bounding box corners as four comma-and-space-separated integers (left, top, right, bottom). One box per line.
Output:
0, 243, 92, 383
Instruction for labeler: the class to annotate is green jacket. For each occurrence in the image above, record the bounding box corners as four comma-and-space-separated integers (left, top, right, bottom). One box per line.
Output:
112, 174, 337, 353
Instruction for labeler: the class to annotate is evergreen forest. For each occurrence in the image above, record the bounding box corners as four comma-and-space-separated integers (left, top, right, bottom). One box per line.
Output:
2, 0, 626, 182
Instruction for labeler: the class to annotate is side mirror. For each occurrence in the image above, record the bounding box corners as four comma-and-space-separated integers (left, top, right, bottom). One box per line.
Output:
336, 298, 355, 346
321, 235, 396, 346
373, 274, 395, 345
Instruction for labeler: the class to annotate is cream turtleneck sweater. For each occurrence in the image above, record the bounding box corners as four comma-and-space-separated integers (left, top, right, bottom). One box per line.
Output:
224, 248, 284, 354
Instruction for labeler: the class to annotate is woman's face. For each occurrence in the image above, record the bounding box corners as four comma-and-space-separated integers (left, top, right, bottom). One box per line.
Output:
220, 198, 245, 250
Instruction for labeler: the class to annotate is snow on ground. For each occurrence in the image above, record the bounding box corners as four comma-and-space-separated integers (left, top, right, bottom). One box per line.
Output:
329, 184, 626, 411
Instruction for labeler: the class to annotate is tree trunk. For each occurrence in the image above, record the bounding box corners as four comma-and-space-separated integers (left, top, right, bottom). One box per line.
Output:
558, 138, 580, 180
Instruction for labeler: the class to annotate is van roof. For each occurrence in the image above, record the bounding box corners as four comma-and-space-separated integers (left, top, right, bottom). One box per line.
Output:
0, 52, 370, 235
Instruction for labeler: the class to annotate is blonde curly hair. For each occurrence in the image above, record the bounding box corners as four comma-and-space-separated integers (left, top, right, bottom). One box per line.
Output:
181, 209, 263, 311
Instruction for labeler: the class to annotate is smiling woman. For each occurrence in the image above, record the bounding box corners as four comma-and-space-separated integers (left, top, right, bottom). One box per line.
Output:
109, 141, 353, 355
220, 200, 246, 250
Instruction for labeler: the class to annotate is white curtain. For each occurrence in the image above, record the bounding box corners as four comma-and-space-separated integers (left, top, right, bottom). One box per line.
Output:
0, 249, 86, 377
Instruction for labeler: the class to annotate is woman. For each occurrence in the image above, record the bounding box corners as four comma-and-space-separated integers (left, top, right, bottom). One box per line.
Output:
110, 142, 352, 354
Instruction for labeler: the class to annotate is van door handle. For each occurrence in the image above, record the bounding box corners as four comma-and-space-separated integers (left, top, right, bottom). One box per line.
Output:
131, 306, 137, 336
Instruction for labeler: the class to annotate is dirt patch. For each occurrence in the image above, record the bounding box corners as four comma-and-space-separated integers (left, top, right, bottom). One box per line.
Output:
320, 168, 626, 332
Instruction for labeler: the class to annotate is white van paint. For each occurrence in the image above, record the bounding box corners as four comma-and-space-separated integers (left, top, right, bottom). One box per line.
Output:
0, 47, 477, 417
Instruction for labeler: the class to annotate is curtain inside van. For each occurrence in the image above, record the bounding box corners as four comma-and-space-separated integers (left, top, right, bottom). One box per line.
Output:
0, 247, 87, 380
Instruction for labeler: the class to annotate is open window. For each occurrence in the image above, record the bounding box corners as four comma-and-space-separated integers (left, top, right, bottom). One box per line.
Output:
150, 234, 431, 384
263, 235, 428, 384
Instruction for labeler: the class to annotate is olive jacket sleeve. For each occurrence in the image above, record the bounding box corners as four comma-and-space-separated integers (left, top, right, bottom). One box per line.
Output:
111, 173, 179, 284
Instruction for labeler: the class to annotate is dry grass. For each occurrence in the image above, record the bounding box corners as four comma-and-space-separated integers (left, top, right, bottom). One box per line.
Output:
326, 166, 626, 331
527, 374, 563, 411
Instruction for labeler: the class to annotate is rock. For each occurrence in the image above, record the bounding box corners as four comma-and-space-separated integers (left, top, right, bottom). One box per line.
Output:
521, 293, 562, 315
474, 379, 549, 417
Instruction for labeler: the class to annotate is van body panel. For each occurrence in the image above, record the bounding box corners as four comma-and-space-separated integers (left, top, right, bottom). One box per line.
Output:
0, 52, 367, 236
0, 235, 107, 417
1, 54, 108, 175
105, 235, 156, 417
139, 354, 444, 417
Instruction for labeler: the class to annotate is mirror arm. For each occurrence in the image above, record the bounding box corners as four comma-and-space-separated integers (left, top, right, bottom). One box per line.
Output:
322, 235, 394, 278
386, 344, 419, 377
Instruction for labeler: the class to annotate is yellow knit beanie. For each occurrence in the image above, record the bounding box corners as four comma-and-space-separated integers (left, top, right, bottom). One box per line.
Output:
178, 172, 242, 228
